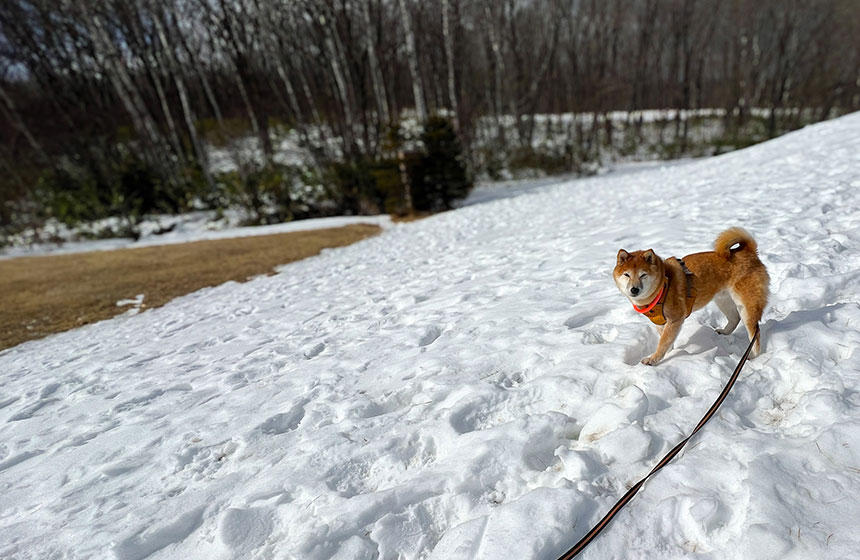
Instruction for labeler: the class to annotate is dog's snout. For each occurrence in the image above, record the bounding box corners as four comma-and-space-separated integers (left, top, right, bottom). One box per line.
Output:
630, 286, 640, 295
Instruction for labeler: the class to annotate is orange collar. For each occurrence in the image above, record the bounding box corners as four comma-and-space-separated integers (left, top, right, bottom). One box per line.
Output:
632, 280, 666, 314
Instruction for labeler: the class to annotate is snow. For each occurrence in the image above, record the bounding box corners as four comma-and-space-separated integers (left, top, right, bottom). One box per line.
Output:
1, 113, 860, 560
0, 214, 392, 260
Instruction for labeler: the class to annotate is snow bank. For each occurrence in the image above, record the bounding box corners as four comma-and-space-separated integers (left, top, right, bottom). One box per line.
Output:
0, 214, 392, 260
1, 113, 859, 559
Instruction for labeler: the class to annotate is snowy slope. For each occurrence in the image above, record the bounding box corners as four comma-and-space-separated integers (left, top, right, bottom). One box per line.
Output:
1, 113, 859, 560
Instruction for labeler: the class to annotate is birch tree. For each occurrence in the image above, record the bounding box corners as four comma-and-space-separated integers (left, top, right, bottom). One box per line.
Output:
398, 0, 427, 122
441, 0, 459, 130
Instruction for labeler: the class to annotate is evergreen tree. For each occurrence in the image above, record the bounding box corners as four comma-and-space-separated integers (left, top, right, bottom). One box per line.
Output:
412, 116, 472, 211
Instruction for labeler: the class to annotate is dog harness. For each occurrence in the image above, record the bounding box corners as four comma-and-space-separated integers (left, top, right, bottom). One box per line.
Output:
632, 258, 697, 325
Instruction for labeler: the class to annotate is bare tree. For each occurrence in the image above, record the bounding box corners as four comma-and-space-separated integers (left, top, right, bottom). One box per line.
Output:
441, 0, 459, 130
1, 0, 858, 231
399, 0, 427, 122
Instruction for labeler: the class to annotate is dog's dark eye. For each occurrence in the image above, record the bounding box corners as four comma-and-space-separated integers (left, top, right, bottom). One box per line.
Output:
639, 273, 647, 279
623, 273, 630, 278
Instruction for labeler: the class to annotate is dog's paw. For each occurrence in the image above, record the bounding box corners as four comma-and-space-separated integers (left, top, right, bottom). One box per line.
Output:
640, 355, 660, 366
750, 342, 761, 358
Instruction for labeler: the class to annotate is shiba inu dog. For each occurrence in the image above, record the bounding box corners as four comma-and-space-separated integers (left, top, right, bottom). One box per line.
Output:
613, 228, 769, 365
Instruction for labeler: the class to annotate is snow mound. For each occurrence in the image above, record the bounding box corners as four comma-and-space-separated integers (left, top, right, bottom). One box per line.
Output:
1, 113, 859, 559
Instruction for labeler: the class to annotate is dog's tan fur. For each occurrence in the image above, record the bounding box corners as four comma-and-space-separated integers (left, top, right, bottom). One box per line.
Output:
613, 228, 769, 365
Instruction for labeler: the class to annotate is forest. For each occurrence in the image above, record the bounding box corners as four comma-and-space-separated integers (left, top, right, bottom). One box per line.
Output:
1, 0, 858, 240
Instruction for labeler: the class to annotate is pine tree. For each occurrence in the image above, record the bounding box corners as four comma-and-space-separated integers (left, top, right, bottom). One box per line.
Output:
412, 117, 472, 211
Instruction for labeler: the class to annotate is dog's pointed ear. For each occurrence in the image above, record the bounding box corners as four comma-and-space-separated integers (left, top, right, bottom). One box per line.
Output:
617, 249, 630, 264
642, 249, 656, 264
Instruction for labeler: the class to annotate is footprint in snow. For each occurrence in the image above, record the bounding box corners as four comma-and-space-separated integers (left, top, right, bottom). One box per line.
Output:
101, 454, 151, 477
219, 507, 273, 556
258, 403, 305, 435
564, 305, 611, 330
418, 325, 442, 347
113, 505, 206, 560
39, 382, 61, 398
495, 371, 524, 388
7, 398, 60, 422
112, 389, 165, 413
173, 439, 240, 480
303, 342, 325, 359
0, 449, 45, 473
622, 330, 658, 365
564, 315, 591, 330
449, 393, 500, 434
578, 385, 649, 443
324, 457, 373, 497
581, 326, 619, 345
0, 396, 20, 410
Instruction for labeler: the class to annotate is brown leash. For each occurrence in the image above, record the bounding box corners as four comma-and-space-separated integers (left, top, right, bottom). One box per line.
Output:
555, 325, 760, 560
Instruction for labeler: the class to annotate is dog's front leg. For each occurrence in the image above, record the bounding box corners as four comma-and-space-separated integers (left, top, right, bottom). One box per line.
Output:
641, 320, 683, 365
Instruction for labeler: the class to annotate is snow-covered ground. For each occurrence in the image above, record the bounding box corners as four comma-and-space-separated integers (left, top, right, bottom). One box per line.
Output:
0, 214, 392, 260
1, 113, 859, 559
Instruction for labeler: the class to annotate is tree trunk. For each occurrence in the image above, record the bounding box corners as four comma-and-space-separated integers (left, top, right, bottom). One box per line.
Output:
153, 13, 215, 191
86, 10, 165, 164
441, 0, 459, 130
484, 2, 507, 147
319, 7, 357, 159
361, 0, 390, 128
398, 0, 427, 122
0, 83, 49, 164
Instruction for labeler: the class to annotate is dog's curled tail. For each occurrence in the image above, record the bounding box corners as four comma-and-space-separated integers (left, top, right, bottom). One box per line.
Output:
714, 227, 758, 258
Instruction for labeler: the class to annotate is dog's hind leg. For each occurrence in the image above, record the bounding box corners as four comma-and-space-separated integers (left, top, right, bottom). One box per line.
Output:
714, 291, 740, 335
731, 280, 768, 357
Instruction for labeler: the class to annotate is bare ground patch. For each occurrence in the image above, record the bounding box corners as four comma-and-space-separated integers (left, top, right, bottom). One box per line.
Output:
0, 223, 381, 351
